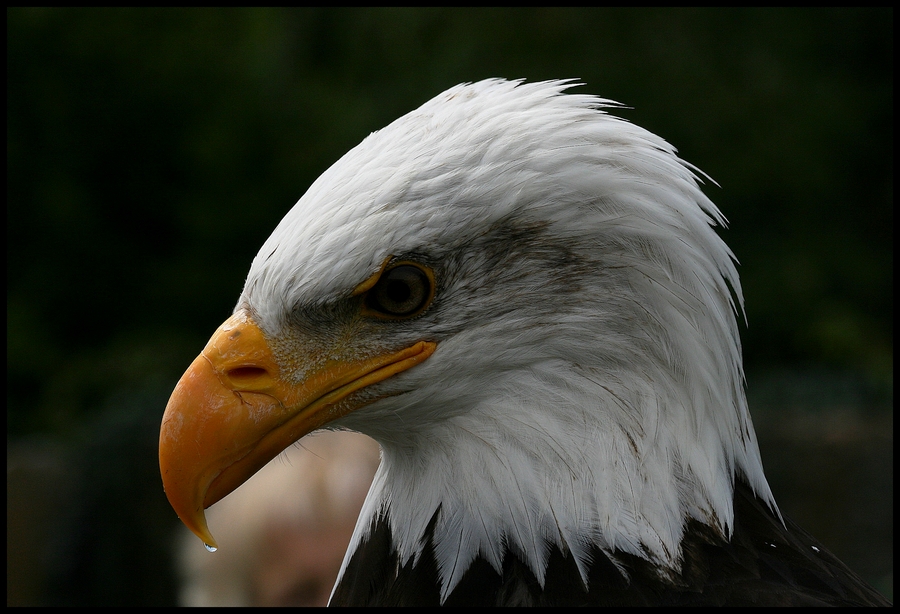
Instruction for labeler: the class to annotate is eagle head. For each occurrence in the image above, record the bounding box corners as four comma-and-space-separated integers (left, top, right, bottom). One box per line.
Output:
160, 79, 774, 599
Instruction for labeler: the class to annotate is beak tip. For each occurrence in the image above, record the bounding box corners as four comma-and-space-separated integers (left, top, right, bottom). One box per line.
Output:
183, 510, 218, 551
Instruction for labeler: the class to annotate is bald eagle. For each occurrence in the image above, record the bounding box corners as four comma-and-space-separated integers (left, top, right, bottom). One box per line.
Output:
159, 79, 889, 606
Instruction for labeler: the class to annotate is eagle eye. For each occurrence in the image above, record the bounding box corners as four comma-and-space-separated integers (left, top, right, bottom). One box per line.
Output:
364, 263, 434, 319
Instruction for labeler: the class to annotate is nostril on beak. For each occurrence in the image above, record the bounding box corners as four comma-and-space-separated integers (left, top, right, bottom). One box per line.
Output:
226, 366, 269, 382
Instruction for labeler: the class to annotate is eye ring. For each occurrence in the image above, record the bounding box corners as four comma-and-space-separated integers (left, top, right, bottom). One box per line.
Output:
360, 261, 435, 319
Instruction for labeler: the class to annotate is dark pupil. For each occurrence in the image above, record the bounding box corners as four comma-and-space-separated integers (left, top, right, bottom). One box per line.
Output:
385, 279, 411, 304
371, 265, 429, 315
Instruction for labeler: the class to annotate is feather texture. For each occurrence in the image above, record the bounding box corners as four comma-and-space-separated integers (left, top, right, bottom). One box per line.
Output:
232, 79, 884, 605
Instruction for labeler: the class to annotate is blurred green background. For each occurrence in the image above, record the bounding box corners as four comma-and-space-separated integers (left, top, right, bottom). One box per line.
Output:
7, 7, 891, 605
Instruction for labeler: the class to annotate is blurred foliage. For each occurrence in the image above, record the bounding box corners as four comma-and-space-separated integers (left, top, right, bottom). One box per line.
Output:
7, 7, 892, 605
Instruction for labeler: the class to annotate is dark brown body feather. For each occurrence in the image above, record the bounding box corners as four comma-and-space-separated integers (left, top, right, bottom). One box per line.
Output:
331, 480, 889, 606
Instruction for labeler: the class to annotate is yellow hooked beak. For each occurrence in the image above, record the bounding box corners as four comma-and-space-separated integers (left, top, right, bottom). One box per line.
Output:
158, 310, 436, 548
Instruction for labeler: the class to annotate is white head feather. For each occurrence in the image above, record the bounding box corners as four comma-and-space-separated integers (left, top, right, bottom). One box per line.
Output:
238, 79, 777, 602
